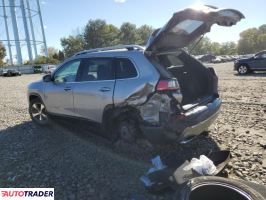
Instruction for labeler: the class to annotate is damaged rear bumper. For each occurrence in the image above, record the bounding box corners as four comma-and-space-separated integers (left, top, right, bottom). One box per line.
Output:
140, 98, 222, 145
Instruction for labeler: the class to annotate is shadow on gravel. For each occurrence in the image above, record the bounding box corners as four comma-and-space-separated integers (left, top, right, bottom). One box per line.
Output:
0, 119, 220, 199
234, 72, 266, 77
50, 117, 221, 168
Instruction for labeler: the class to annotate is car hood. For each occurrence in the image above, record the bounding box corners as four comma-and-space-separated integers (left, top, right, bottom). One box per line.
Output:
145, 5, 244, 55
237, 57, 253, 62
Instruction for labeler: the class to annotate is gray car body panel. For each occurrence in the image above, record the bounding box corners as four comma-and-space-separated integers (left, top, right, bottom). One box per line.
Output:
146, 6, 244, 54
27, 5, 243, 144
27, 47, 221, 144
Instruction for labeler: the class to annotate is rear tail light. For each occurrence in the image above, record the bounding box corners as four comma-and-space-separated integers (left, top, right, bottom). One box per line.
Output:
156, 79, 180, 91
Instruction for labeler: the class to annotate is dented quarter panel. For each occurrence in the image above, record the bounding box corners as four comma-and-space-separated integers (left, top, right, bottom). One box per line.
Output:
138, 93, 172, 124
113, 51, 160, 107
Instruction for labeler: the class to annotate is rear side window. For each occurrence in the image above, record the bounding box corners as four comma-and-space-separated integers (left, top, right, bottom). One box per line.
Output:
115, 58, 137, 79
79, 58, 114, 81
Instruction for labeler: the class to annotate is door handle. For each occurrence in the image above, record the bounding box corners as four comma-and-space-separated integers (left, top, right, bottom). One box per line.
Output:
64, 87, 72, 91
99, 87, 111, 92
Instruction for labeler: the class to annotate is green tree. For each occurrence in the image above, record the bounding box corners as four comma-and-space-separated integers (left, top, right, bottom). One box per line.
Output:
257, 34, 266, 51
209, 42, 221, 55
58, 50, 65, 61
61, 35, 85, 58
52, 53, 59, 60
119, 22, 139, 44
137, 25, 154, 45
33, 56, 59, 65
84, 19, 119, 49
188, 37, 213, 55
238, 28, 259, 54
0, 42, 6, 66
219, 42, 237, 55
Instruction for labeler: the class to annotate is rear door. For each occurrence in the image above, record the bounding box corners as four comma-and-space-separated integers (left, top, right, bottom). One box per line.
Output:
145, 5, 244, 54
73, 57, 115, 122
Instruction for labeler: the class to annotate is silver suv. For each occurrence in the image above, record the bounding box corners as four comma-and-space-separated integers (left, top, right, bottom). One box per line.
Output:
28, 6, 244, 144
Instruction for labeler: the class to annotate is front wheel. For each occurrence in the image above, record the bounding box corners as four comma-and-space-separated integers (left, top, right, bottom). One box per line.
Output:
237, 65, 249, 75
29, 98, 49, 126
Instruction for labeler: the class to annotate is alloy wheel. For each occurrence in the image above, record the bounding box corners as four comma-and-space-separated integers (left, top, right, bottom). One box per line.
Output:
30, 102, 48, 125
238, 65, 248, 74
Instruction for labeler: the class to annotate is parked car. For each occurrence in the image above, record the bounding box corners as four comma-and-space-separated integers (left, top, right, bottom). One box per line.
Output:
28, 5, 244, 145
2, 69, 21, 77
234, 50, 266, 74
198, 54, 216, 63
43, 65, 57, 74
33, 65, 42, 73
0, 69, 4, 76
212, 56, 223, 63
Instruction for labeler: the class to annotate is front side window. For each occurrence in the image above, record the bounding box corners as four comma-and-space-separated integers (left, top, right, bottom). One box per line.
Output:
79, 58, 114, 81
54, 60, 81, 83
115, 58, 137, 79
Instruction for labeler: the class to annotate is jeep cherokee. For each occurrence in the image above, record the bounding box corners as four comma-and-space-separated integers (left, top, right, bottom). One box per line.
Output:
28, 5, 244, 144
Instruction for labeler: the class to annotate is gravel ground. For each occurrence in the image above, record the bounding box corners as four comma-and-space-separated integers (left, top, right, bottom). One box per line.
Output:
0, 62, 265, 199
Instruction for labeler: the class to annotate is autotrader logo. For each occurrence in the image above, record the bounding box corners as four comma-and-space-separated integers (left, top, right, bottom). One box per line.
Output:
0, 188, 54, 199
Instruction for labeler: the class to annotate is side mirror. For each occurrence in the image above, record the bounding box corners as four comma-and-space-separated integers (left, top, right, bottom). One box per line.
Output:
43, 74, 52, 82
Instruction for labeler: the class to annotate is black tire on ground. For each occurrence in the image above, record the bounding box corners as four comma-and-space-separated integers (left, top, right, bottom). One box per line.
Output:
115, 117, 139, 144
237, 65, 249, 75
175, 176, 266, 200
29, 98, 49, 126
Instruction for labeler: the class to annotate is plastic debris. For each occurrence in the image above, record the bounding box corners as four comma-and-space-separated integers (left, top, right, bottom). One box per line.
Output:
140, 156, 166, 186
183, 155, 217, 175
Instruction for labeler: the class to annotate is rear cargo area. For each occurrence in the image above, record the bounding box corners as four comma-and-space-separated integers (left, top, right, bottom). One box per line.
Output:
156, 51, 217, 105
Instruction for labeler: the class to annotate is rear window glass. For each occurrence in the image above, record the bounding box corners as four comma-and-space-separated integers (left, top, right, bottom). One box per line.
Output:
166, 55, 184, 67
79, 58, 114, 81
158, 54, 184, 68
171, 19, 203, 35
115, 58, 137, 79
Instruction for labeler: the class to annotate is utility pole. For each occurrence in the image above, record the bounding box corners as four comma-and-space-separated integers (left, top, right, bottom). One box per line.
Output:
36, 0, 48, 57
2, 0, 13, 65
20, 0, 33, 62
9, 0, 23, 66
26, 0, 37, 59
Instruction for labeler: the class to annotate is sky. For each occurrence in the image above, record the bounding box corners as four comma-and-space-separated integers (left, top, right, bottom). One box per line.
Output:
41, 0, 266, 50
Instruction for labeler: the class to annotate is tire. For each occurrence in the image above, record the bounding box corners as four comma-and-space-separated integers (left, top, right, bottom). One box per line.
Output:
176, 176, 265, 200
115, 117, 139, 144
29, 98, 49, 126
237, 65, 249, 75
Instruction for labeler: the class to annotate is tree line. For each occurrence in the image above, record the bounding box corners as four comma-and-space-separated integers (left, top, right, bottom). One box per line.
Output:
0, 21, 266, 66
190, 24, 266, 55
60, 21, 266, 57
60, 19, 154, 58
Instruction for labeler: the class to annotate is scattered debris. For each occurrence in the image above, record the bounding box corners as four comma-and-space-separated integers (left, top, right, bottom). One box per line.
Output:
183, 155, 216, 175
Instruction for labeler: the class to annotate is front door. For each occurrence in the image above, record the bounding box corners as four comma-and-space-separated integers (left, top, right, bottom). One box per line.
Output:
73, 57, 115, 123
44, 59, 81, 116
253, 52, 266, 70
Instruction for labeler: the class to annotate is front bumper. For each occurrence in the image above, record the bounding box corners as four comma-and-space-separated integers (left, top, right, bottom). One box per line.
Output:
234, 62, 238, 70
140, 98, 222, 145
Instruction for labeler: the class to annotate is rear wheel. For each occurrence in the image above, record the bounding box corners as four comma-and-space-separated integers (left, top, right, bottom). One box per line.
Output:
29, 98, 49, 126
237, 65, 249, 75
116, 118, 138, 144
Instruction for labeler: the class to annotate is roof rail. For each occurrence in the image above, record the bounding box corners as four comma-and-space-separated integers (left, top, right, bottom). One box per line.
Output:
74, 45, 144, 57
